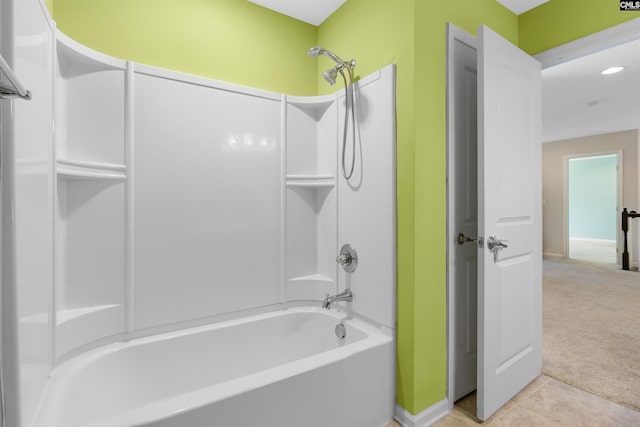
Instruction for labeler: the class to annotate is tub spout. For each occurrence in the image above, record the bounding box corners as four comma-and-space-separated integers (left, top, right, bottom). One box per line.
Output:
322, 289, 353, 309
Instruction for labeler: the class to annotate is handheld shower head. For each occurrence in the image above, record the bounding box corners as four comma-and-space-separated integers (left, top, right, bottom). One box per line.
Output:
307, 46, 349, 69
307, 46, 325, 57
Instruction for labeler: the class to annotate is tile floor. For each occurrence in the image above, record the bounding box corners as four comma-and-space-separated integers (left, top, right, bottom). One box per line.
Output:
386, 375, 640, 426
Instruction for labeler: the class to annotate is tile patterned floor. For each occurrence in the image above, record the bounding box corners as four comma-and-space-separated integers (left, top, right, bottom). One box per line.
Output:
387, 375, 640, 426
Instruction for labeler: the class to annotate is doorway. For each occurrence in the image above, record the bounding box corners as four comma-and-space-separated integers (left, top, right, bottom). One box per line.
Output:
566, 153, 620, 266
448, 16, 640, 424
446, 23, 542, 421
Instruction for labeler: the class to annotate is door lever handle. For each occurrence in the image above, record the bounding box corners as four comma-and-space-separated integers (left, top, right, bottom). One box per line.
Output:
487, 236, 509, 250
487, 235, 510, 262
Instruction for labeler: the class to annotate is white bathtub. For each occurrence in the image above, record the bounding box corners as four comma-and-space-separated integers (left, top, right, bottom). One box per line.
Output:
32, 307, 395, 427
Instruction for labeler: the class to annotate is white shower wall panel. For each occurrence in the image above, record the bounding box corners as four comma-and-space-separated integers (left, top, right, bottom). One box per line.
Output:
10, 0, 54, 425
133, 67, 282, 329
337, 65, 396, 329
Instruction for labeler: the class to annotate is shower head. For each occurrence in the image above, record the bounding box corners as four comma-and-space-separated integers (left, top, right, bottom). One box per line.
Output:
307, 46, 349, 68
323, 68, 338, 85
323, 63, 347, 86
308, 46, 355, 86
307, 46, 325, 57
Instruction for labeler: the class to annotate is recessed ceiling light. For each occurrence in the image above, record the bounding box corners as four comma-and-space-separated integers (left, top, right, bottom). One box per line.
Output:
601, 66, 624, 75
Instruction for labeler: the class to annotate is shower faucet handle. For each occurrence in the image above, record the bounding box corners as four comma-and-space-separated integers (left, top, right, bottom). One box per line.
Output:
336, 254, 352, 264
336, 244, 358, 273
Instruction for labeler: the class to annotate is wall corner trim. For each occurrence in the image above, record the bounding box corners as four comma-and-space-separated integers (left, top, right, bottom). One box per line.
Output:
534, 17, 640, 69
394, 399, 450, 427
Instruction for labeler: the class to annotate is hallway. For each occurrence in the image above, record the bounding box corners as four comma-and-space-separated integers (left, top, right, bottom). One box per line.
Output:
568, 237, 617, 266
542, 259, 640, 411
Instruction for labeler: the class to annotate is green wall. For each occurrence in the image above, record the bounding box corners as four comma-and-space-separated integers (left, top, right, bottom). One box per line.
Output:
411, 1, 517, 413
316, 1, 417, 409
319, 0, 518, 414
52, 0, 318, 95
320, 0, 636, 414
519, 0, 640, 54
48, 0, 639, 418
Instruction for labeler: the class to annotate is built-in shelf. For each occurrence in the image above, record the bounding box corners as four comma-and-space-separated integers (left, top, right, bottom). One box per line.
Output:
50, 32, 127, 360
56, 303, 125, 358
58, 158, 125, 170
57, 304, 121, 325
287, 96, 335, 121
57, 169, 126, 180
286, 181, 335, 188
56, 30, 126, 167
286, 274, 336, 302
286, 174, 334, 180
286, 174, 335, 188
57, 158, 126, 180
57, 31, 126, 73
288, 273, 334, 285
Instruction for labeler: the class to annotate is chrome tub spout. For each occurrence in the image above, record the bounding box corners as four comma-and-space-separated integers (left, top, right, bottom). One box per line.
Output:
322, 289, 353, 310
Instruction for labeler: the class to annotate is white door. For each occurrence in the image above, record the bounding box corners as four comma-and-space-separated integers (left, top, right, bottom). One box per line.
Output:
448, 26, 479, 402
476, 25, 542, 420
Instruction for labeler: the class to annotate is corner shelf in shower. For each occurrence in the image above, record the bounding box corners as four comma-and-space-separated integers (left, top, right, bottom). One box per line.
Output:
287, 273, 334, 285
287, 95, 335, 121
57, 31, 126, 72
285, 174, 335, 188
56, 303, 125, 358
56, 30, 126, 169
286, 274, 336, 302
56, 303, 121, 325
56, 158, 126, 181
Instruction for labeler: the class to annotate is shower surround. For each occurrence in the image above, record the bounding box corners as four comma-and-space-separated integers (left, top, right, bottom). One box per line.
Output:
2, 1, 396, 426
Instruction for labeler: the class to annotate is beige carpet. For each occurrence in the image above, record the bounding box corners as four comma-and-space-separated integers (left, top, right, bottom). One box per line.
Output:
543, 259, 640, 411
569, 237, 617, 266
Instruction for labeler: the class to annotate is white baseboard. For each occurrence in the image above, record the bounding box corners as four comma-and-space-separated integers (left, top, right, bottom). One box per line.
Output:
394, 398, 450, 427
543, 252, 564, 260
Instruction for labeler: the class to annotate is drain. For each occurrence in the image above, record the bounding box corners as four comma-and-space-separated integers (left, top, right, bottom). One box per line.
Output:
335, 323, 346, 339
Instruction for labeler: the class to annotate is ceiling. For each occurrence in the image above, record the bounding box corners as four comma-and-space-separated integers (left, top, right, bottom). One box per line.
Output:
542, 38, 640, 142
247, 0, 347, 26
496, 0, 549, 15
248, 0, 547, 26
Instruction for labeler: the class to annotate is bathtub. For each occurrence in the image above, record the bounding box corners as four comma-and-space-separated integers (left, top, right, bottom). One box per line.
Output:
32, 307, 395, 427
